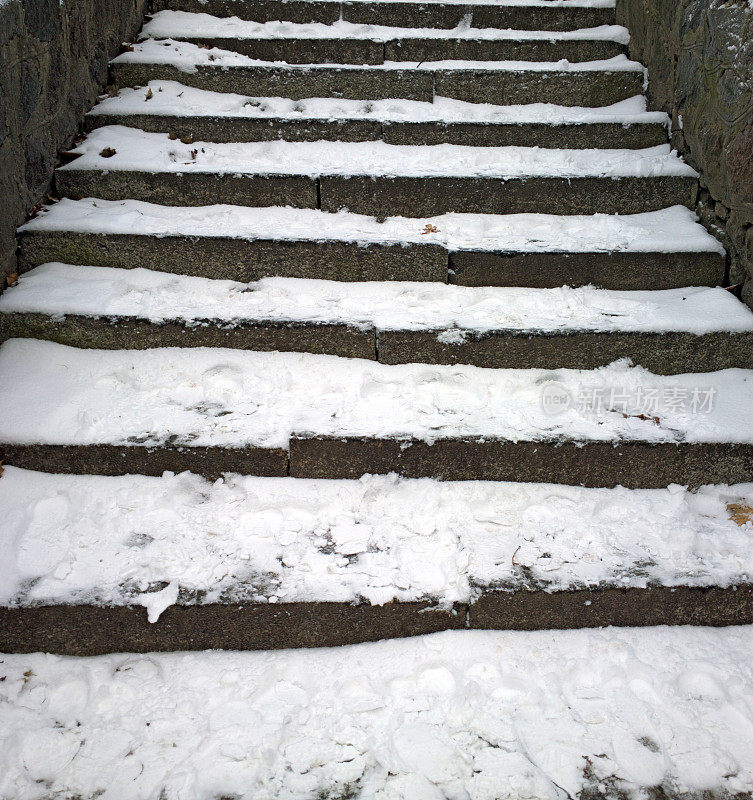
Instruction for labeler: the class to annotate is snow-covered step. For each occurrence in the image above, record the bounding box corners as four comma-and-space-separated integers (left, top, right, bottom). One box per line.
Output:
57, 128, 697, 216
111, 42, 645, 106
137, 13, 629, 64
6, 627, 753, 800
1, 467, 753, 654
1, 339, 752, 487
153, 0, 616, 31
3, 628, 753, 800
19, 201, 726, 290
3, 264, 752, 374
87, 84, 669, 148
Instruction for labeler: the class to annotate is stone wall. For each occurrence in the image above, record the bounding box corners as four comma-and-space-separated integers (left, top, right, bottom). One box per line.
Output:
0, 0, 147, 285
616, 0, 753, 300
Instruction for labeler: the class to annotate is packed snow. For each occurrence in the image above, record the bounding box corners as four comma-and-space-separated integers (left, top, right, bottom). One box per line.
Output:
62, 126, 696, 178
1, 467, 753, 615
3, 264, 750, 335
1, 627, 753, 799
113, 38, 644, 72
0, 340, 750, 448
22, 200, 724, 253
90, 82, 668, 125
141, 13, 631, 43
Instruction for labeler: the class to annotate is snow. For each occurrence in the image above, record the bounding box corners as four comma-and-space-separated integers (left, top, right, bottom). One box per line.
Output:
62, 126, 697, 178
113, 38, 645, 72
21, 200, 725, 254
1, 626, 753, 799
141, 12, 631, 43
3, 264, 751, 335
0, 339, 751, 448
1, 466, 753, 614
90, 82, 669, 126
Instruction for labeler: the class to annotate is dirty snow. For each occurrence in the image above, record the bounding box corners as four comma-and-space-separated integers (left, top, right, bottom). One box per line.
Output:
2, 264, 750, 335
21, 199, 724, 254
0, 340, 751, 448
62, 126, 696, 178
89, 82, 668, 125
1, 626, 753, 799
1, 466, 753, 615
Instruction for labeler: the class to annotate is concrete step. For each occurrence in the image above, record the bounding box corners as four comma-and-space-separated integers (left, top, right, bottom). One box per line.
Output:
2, 265, 752, 374
56, 129, 697, 216
152, 0, 616, 30
0, 339, 751, 488
18, 201, 725, 289
111, 44, 645, 105
137, 13, 629, 64
1, 467, 753, 655
87, 85, 669, 148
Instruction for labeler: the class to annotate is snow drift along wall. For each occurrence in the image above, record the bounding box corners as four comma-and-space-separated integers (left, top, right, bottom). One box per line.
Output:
0, 0, 147, 285
617, 0, 753, 303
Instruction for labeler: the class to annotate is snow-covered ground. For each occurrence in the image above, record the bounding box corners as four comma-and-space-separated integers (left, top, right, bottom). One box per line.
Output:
114, 38, 644, 72
1, 466, 752, 618
22, 200, 723, 254
2, 626, 753, 799
0, 341, 750, 448
61, 126, 695, 178
90, 83, 668, 125
3, 264, 751, 335
141, 13, 630, 43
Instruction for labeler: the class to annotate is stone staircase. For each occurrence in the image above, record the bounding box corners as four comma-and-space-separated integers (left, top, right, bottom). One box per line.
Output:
1, 0, 753, 656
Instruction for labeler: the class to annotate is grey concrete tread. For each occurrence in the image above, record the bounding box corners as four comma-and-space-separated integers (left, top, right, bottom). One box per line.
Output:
2, 439, 752, 488
55, 170, 697, 216
1, 312, 751, 375
138, 34, 627, 65
110, 61, 644, 106
84, 112, 669, 149
17, 231, 725, 289
152, 0, 615, 30
1, 586, 751, 654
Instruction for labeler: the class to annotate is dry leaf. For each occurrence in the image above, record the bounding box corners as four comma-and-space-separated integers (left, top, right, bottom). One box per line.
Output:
728, 503, 753, 526
0, 461, 4, 478
100, 147, 117, 158
168, 132, 179, 140
180, 135, 194, 145
145, 88, 153, 100
6, 273, 18, 287
421, 224, 440, 234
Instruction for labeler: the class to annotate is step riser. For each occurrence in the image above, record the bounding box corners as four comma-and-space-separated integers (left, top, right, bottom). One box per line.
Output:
2, 440, 752, 488
111, 63, 643, 106
19, 232, 448, 283
1, 585, 751, 654
152, 36, 626, 65
85, 114, 669, 149
377, 330, 753, 374
448, 251, 725, 290
152, 0, 615, 31
3, 313, 752, 375
56, 171, 697, 216
319, 176, 697, 216
436, 69, 644, 107
290, 438, 753, 488
19, 232, 724, 289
